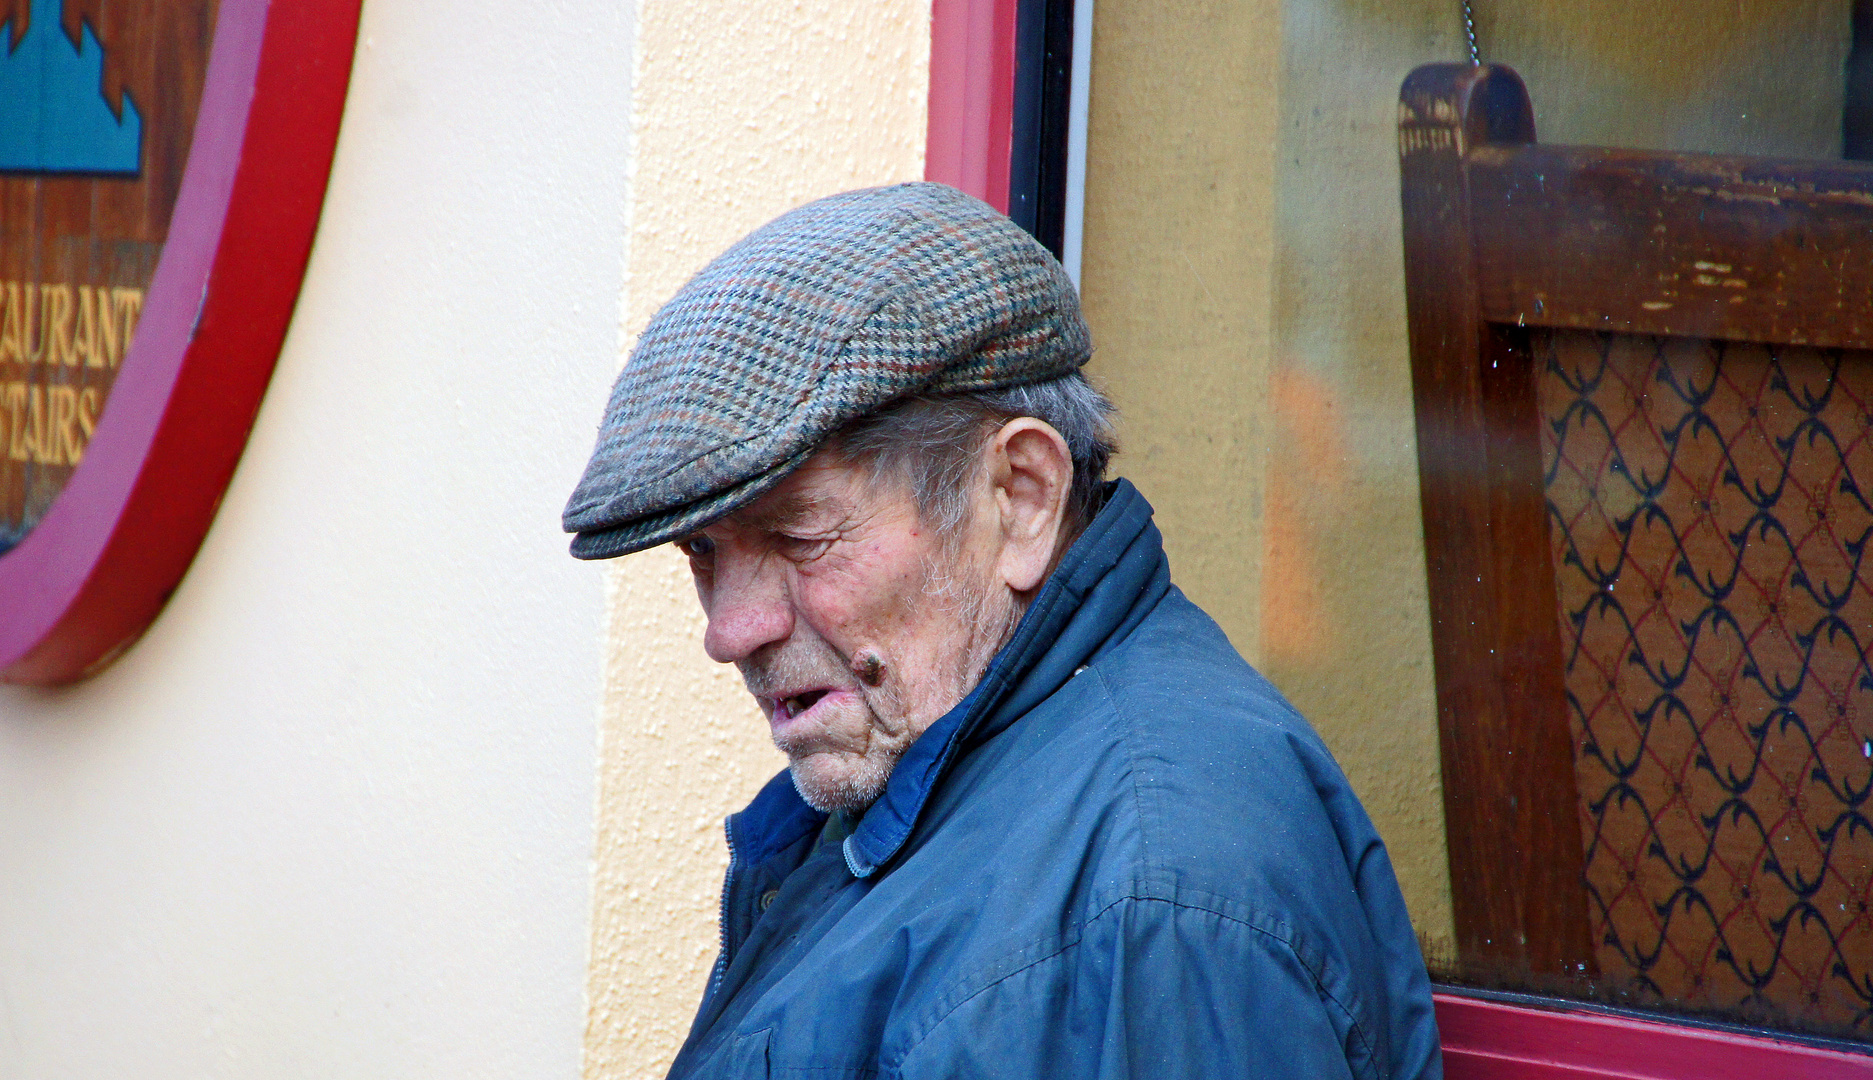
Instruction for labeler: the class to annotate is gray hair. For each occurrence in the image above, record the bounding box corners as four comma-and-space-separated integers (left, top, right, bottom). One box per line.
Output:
831, 371, 1118, 539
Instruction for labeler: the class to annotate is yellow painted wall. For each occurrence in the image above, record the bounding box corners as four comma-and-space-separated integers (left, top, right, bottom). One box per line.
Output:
1077, 0, 1467, 957
583, 3, 929, 1077
1262, 0, 1470, 960
1076, 0, 1285, 670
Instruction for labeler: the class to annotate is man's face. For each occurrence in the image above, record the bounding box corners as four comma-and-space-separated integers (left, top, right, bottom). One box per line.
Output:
676, 451, 1018, 813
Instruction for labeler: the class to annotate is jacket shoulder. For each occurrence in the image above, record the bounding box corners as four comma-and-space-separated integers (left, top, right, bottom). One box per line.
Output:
1082, 587, 1391, 952
1090, 586, 1351, 841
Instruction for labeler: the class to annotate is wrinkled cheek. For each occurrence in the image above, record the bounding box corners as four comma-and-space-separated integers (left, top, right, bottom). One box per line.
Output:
798, 569, 917, 646
792, 569, 853, 615
866, 701, 910, 741
835, 703, 891, 752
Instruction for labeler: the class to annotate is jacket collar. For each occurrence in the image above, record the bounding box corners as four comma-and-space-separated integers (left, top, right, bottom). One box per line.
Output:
840, 478, 1171, 877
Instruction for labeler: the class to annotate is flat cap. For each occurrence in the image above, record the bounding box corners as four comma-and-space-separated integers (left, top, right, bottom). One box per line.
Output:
563, 182, 1092, 559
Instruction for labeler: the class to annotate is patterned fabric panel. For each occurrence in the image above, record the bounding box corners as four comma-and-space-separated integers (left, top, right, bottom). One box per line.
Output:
1539, 330, 1873, 1037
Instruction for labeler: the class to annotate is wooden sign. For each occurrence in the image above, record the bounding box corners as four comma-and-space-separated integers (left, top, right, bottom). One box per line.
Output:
0, 0, 360, 683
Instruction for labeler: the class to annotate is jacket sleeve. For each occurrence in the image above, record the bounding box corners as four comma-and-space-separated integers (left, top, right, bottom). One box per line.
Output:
892, 895, 1381, 1080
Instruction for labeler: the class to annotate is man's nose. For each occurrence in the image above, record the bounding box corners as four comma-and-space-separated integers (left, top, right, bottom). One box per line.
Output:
701, 563, 795, 664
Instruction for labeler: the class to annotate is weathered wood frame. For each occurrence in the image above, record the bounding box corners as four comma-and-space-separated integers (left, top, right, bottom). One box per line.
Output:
1397, 62, 1873, 981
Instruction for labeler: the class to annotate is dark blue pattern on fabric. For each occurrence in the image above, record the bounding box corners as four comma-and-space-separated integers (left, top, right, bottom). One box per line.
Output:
1540, 329, 1873, 1037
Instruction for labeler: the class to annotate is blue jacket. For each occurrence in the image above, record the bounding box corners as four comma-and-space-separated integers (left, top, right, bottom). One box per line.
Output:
668, 480, 1443, 1079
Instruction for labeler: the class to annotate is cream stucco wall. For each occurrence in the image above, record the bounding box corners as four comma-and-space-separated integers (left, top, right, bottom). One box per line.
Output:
0, 0, 627, 1074
583, 4, 930, 1077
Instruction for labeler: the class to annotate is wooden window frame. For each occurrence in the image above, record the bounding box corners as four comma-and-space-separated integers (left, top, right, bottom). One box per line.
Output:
1400, 60, 1873, 1065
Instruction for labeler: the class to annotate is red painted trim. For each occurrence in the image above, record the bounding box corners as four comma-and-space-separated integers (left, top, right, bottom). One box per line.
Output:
925, 0, 1018, 211
0, 0, 362, 684
1436, 993, 1873, 1079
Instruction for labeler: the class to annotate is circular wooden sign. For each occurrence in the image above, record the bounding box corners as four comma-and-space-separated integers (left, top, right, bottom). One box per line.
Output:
0, 0, 360, 684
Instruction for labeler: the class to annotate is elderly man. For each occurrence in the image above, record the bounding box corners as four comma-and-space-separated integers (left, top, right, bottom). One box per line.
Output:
565, 183, 1441, 1079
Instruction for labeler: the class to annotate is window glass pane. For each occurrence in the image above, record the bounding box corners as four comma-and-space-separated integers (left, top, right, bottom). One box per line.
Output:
1084, 0, 1871, 1046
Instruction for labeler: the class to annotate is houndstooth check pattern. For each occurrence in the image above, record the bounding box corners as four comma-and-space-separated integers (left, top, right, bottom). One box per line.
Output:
563, 182, 1092, 559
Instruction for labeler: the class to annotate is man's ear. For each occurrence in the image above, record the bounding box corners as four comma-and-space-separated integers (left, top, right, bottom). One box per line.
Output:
987, 418, 1073, 594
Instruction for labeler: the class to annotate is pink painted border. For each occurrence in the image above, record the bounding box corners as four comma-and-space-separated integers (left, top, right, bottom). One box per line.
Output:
0, 0, 265, 667
1436, 992, 1873, 1079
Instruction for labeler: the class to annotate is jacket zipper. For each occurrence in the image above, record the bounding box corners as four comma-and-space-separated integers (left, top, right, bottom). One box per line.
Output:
705, 816, 738, 1003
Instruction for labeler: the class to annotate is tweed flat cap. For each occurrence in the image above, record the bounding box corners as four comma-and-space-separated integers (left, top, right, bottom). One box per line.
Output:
563, 182, 1092, 559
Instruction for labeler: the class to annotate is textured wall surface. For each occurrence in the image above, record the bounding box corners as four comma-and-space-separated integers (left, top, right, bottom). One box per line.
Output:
583, 3, 929, 1076
1077, 0, 1283, 670
0, 0, 627, 1075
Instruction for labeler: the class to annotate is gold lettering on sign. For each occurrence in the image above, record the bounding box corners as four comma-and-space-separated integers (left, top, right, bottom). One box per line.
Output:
49, 386, 74, 463
21, 385, 41, 461
0, 281, 144, 370
0, 282, 148, 474
0, 382, 104, 466
112, 288, 143, 364
78, 386, 100, 443
3, 382, 24, 460
46, 285, 75, 367
75, 286, 100, 368
3, 282, 31, 363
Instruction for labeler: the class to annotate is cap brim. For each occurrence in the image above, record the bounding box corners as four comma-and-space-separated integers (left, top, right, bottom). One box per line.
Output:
566, 446, 813, 560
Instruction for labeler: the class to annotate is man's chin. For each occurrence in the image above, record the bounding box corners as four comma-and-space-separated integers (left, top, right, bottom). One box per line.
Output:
787, 752, 892, 814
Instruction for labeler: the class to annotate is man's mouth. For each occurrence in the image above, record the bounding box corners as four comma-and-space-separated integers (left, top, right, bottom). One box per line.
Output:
772, 688, 833, 723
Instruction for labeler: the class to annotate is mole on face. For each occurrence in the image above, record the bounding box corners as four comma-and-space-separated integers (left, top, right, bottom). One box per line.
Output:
853, 651, 886, 687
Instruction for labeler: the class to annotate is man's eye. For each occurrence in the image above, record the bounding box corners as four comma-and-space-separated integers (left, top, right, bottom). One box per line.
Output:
777, 535, 833, 561
677, 535, 715, 558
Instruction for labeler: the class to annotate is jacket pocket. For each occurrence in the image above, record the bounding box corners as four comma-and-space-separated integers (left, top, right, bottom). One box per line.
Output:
722, 1028, 770, 1078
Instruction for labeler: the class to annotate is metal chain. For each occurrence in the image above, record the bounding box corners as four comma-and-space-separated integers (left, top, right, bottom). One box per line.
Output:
1462, 0, 1480, 64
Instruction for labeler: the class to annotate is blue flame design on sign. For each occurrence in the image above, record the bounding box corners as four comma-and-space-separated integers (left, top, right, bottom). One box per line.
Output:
0, 0, 141, 174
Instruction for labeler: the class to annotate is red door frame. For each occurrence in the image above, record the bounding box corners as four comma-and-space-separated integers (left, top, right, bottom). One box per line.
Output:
1438, 993, 1873, 1078
922, 5, 1873, 1075
926, 0, 1018, 213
